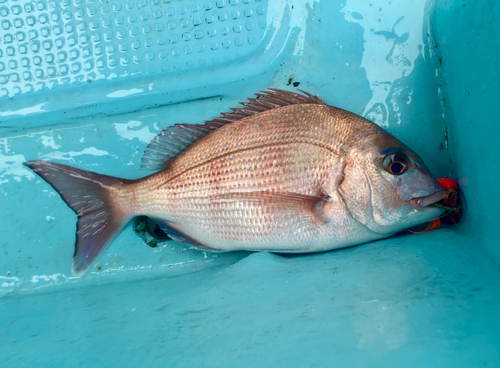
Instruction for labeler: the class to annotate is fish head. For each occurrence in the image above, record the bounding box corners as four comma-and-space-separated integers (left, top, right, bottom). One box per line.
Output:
341, 131, 446, 234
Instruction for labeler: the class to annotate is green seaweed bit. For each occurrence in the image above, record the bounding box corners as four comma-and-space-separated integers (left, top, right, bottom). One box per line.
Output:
431, 203, 462, 211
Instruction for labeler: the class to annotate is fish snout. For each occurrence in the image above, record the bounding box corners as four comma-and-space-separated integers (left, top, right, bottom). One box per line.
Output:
411, 190, 448, 210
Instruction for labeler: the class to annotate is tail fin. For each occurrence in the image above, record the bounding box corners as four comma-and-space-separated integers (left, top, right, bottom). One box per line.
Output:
24, 161, 132, 276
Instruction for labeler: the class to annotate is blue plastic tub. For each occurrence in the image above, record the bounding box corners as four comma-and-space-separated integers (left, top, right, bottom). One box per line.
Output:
1, 0, 499, 366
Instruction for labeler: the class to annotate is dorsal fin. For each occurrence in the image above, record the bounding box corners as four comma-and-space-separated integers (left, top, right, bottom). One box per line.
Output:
141, 88, 327, 170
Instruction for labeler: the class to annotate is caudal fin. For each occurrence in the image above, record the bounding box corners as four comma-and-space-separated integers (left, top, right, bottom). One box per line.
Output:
24, 161, 132, 276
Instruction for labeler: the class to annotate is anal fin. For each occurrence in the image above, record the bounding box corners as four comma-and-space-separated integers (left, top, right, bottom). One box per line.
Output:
153, 220, 225, 252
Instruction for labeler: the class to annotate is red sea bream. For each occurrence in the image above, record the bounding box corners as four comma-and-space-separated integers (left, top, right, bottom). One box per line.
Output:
25, 89, 447, 275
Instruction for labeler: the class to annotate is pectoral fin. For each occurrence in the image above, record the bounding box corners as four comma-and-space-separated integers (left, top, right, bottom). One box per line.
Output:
212, 192, 330, 226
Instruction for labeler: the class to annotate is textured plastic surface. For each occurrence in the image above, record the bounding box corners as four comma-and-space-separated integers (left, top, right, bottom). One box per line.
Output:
1, 0, 500, 366
0, 0, 267, 98
0, 0, 287, 130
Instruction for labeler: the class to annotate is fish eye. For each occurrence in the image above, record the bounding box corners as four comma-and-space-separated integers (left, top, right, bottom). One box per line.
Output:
383, 153, 409, 175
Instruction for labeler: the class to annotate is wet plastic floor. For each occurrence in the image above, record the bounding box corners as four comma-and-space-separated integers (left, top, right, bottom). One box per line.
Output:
2, 231, 500, 367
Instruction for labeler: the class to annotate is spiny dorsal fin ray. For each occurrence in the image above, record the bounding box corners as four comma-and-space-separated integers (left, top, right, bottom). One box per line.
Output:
141, 88, 327, 170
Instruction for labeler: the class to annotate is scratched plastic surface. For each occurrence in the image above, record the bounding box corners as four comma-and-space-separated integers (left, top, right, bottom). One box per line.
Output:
1, 0, 500, 367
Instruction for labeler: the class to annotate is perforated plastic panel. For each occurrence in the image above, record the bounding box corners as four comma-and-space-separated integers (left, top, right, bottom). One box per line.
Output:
0, 0, 267, 98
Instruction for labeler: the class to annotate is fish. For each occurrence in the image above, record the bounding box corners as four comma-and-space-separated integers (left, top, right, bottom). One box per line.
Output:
25, 89, 447, 276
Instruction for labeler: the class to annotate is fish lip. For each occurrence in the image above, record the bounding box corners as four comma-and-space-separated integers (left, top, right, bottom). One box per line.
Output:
411, 190, 448, 210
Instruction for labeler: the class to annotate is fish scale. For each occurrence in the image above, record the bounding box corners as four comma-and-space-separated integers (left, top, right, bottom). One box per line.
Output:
25, 89, 446, 275
129, 105, 355, 198
170, 105, 356, 173
130, 144, 336, 214
121, 104, 379, 250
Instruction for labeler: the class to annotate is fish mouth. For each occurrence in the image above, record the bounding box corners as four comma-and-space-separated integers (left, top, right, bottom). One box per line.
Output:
411, 190, 448, 210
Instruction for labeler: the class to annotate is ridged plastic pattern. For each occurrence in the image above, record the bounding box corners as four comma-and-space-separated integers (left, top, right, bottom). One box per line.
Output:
0, 0, 267, 98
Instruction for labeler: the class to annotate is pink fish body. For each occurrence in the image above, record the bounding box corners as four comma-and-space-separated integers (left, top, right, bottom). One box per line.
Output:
26, 89, 446, 275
